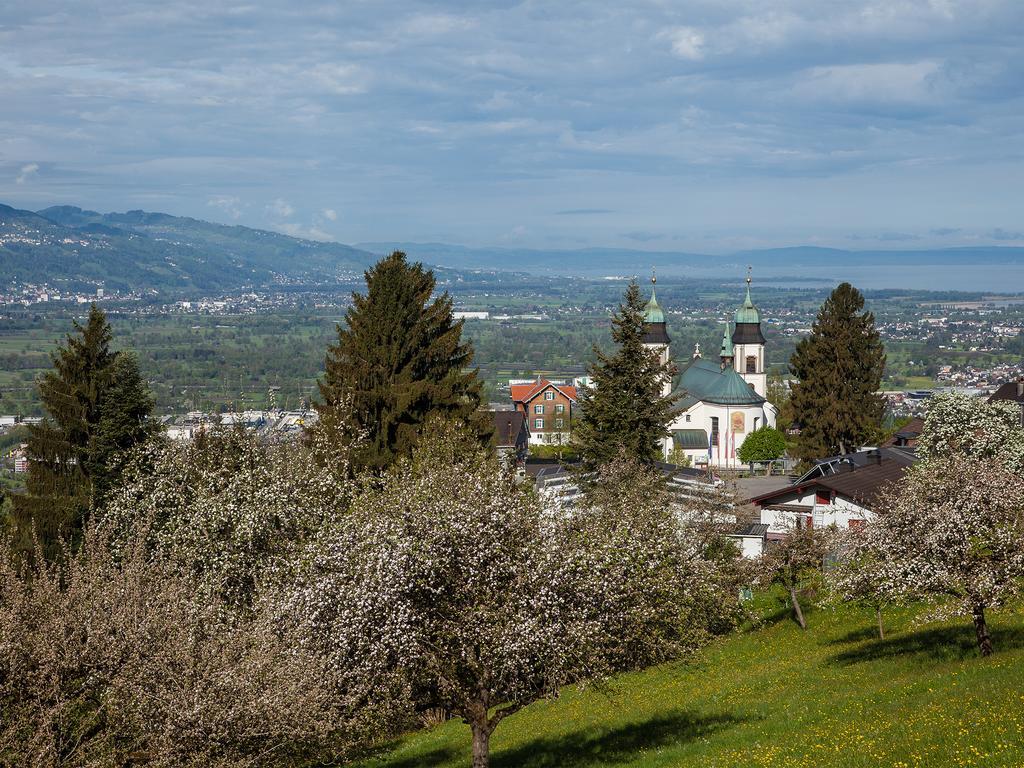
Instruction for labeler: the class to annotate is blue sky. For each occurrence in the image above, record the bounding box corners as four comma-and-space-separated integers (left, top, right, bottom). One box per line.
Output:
1, 0, 1022, 252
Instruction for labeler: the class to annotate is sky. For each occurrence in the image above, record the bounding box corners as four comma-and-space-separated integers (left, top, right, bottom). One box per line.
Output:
1, 0, 1023, 252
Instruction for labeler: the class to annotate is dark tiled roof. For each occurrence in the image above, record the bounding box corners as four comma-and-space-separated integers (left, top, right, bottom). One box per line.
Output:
490, 411, 527, 447
989, 381, 1024, 405
816, 460, 908, 507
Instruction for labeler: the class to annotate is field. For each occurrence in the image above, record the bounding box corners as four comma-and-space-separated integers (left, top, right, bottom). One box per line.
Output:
356, 597, 1024, 768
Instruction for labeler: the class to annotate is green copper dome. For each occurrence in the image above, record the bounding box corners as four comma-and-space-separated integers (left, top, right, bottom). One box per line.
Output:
733, 277, 761, 325
644, 282, 665, 324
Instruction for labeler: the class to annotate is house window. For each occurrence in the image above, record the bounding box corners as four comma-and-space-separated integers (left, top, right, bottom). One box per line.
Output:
685, 414, 691, 422
746, 355, 757, 373
534, 404, 544, 414
555, 404, 564, 414
534, 418, 544, 429
544, 391, 555, 400
710, 416, 719, 446
815, 491, 831, 505
555, 419, 563, 429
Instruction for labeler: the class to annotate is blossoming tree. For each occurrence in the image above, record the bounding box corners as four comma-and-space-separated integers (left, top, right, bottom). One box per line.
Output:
859, 455, 1024, 656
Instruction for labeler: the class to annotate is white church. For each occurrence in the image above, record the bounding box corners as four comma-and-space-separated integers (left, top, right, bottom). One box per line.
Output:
641, 274, 778, 469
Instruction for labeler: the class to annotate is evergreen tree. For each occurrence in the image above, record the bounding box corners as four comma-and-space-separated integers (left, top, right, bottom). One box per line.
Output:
11, 305, 154, 559
789, 282, 885, 461
574, 282, 678, 473
318, 251, 490, 472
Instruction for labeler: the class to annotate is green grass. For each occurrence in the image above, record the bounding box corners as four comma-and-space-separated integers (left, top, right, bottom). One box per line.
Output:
356, 599, 1024, 767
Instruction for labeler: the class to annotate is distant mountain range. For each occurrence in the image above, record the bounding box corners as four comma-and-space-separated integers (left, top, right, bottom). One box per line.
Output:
358, 241, 1024, 278
3, 201, 1023, 296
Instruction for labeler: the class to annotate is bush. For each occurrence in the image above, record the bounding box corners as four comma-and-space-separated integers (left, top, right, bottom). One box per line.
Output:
738, 426, 787, 464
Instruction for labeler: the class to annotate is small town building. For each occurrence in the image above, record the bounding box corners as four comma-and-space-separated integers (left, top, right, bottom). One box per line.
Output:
510, 378, 577, 445
489, 410, 530, 464
747, 451, 910, 539
988, 379, 1024, 424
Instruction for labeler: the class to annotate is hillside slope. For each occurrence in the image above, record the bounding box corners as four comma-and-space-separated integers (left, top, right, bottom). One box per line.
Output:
358, 599, 1024, 767
0, 203, 376, 294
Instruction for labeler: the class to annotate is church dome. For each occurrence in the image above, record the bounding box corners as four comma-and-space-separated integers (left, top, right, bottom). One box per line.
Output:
733, 277, 761, 325
644, 287, 665, 324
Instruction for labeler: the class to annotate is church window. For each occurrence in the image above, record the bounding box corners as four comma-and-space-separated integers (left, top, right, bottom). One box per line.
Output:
710, 417, 720, 446
746, 355, 757, 373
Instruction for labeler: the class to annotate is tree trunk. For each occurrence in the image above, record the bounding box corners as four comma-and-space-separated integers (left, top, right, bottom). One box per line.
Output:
972, 602, 993, 657
789, 586, 807, 629
471, 721, 491, 768
875, 605, 885, 640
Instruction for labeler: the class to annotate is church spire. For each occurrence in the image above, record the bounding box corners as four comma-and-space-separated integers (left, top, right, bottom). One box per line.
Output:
719, 322, 734, 369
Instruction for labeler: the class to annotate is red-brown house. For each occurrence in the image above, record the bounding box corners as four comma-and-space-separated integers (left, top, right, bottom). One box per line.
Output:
509, 379, 578, 445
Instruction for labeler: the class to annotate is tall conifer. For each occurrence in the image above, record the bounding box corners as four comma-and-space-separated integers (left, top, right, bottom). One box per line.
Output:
574, 282, 678, 473
789, 282, 885, 461
318, 251, 490, 472
12, 305, 154, 559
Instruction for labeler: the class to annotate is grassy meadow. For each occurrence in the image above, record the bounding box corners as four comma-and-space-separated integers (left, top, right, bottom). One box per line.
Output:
356, 597, 1024, 768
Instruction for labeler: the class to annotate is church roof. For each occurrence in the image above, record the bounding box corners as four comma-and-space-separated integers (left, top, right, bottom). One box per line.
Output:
675, 358, 766, 406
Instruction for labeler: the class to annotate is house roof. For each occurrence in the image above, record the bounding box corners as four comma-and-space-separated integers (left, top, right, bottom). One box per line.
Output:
675, 357, 765, 406
510, 379, 578, 404
730, 522, 769, 538
489, 410, 527, 448
884, 417, 925, 446
794, 446, 917, 484
989, 380, 1024, 405
750, 458, 909, 510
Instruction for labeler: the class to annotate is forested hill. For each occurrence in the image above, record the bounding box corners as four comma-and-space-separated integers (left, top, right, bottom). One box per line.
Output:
0, 203, 377, 295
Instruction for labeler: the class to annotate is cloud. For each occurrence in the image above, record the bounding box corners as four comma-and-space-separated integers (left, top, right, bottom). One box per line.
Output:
990, 228, 1024, 241
621, 231, 664, 242
15, 163, 39, 184
275, 221, 335, 241
207, 194, 242, 219
659, 26, 705, 60
322, 208, 337, 221
267, 198, 295, 219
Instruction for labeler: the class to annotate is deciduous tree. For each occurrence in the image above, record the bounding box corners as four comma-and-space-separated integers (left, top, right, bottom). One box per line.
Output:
858, 456, 1024, 656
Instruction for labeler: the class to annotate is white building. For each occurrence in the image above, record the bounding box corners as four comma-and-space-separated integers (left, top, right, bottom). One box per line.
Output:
642, 275, 778, 469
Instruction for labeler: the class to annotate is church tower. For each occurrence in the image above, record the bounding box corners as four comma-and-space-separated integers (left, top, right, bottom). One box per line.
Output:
731, 270, 767, 397
641, 273, 673, 398
719, 322, 734, 370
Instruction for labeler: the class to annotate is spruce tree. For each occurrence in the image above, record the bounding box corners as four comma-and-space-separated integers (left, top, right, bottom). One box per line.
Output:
574, 282, 678, 474
318, 251, 490, 473
789, 282, 885, 461
12, 305, 154, 559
